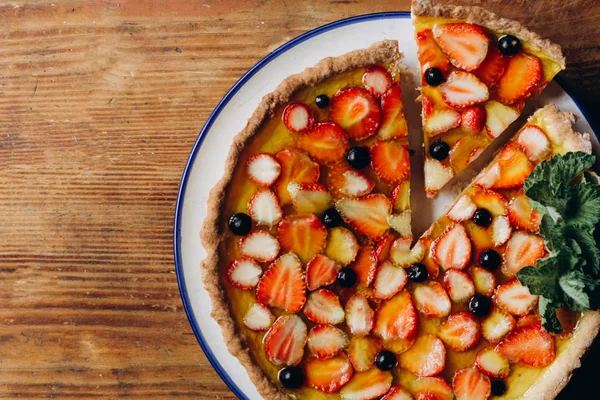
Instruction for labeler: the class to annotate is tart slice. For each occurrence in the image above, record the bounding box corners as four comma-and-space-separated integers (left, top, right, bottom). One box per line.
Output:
412, 0, 567, 197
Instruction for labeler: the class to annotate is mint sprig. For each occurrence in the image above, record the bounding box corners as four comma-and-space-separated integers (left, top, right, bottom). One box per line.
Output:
516, 152, 600, 333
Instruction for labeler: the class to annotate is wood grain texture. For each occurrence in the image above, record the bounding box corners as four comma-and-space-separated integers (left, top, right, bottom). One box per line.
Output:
0, 0, 597, 398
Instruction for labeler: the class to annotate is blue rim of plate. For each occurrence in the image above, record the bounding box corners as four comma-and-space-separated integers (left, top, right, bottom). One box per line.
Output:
173, 11, 597, 400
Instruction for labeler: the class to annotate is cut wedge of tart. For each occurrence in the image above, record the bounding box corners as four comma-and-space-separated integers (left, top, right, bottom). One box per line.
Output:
412, 0, 567, 197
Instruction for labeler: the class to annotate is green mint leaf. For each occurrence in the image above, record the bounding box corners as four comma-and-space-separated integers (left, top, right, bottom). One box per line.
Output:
558, 270, 593, 310
563, 224, 600, 276
565, 181, 600, 227
538, 214, 564, 252
516, 257, 564, 299
539, 296, 563, 334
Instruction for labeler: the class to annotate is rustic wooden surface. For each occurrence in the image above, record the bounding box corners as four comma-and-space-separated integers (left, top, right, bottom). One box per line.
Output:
0, 0, 598, 398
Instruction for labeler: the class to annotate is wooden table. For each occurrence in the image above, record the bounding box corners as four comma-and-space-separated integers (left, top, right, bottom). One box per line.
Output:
1, 0, 598, 398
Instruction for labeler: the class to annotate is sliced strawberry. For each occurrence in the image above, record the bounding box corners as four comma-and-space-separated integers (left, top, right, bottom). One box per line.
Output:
274, 148, 320, 205
494, 279, 538, 317
440, 71, 489, 108
382, 334, 416, 355
328, 161, 375, 199
556, 307, 579, 337
460, 105, 486, 134
381, 385, 414, 400
517, 125, 551, 163
470, 188, 508, 216
452, 367, 491, 400
432, 23, 490, 71
447, 195, 477, 222
283, 102, 314, 133
468, 266, 496, 297
308, 324, 349, 359
305, 353, 353, 393
306, 254, 341, 291
413, 281, 452, 318
424, 158, 454, 197
495, 325, 555, 367
473, 46, 507, 87
379, 83, 408, 140
448, 135, 487, 173
443, 269, 475, 303
243, 303, 274, 331
502, 231, 545, 277
264, 314, 307, 366
304, 288, 345, 325
475, 348, 510, 379
351, 246, 378, 286
375, 233, 396, 263
325, 227, 360, 266
507, 191, 542, 233
340, 368, 393, 400
239, 230, 280, 263
226, 257, 262, 290
347, 336, 382, 372
497, 53, 542, 105
517, 314, 542, 329
416, 29, 451, 73
423, 107, 461, 137
408, 377, 453, 400
390, 237, 426, 268
248, 189, 282, 227
336, 194, 392, 241
399, 334, 446, 377
247, 153, 281, 187
490, 215, 512, 247
277, 214, 327, 264
370, 140, 411, 185
374, 290, 417, 341
438, 311, 480, 351
475, 162, 501, 189
256, 253, 306, 312
374, 261, 408, 300
391, 180, 410, 212
481, 306, 516, 344
330, 87, 381, 140
483, 100, 519, 139
431, 223, 472, 270
288, 182, 332, 215
297, 122, 351, 165
491, 143, 534, 190
388, 212, 412, 238
346, 294, 375, 337
363, 65, 393, 98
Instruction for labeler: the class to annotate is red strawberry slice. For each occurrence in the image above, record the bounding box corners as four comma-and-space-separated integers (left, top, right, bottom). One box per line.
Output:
340, 368, 393, 400
382, 334, 416, 355
438, 312, 480, 352
375, 233, 396, 263
517, 125, 551, 163
484, 100, 520, 139
226, 257, 263, 290
374, 290, 417, 341
239, 230, 280, 263
452, 367, 491, 400
432, 23, 490, 71
277, 214, 328, 264
347, 336, 382, 372
495, 325, 555, 367
502, 231, 545, 277
390, 237, 426, 268
399, 334, 446, 377
374, 261, 408, 300
475, 162, 501, 189
497, 53, 542, 105
248, 189, 282, 227
306, 254, 341, 291
363, 65, 393, 98
345, 294, 375, 337
468, 266, 496, 297
330, 87, 382, 140
423, 106, 461, 137
443, 269, 475, 304
473, 46, 507, 87
256, 253, 306, 312
336, 194, 392, 241
413, 281, 452, 318
481, 306, 516, 344
264, 314, 307, 366
490, 215, 512, 247
378, 84, 408, 140
475, 348, 510, 379
447, 194, 477, 222
431, 223, 472, 270
304, 288, 345, 325
391, 180, 410, 212
440, 71, 489, 108
283, 102, 314, 133
325, 227, 360, 266
494, 279, 538, 317
507, 191, 542, 233
308, 324, 349, 359
288, 182, 332, 215
370, 140, 411, 185
424, 158, 455, 197
416, 29, 451, 73
247, 153, 281, 187
491, 143, 534, 190
460, 105, 486, 134
297, 122, 351, 165
388, 212, 412, 238
274, 148, 320, 205
517, 314, 542, 329
305, 353, 354, 394
382, 386, 414, 400
408, 377, 453, 400
328, 161, 375, 199
351, 245, 378, 286
243, 303, 274, 331
470, 188, 508, 216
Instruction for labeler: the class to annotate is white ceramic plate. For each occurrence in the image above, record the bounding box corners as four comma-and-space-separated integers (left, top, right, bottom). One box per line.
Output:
174, 12, 599, 400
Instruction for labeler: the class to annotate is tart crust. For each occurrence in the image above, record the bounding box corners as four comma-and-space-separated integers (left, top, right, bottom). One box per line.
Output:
200, 40, 402, 400
411, 0, 566, 68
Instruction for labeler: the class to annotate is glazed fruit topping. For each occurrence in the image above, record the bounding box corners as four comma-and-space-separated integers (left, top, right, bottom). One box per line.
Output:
256, 253, 306, 312
416, 29, 451, 72
247, 153, 281, 187
494, 279, 538, 317
481, 306, 516, 344
432, 23, 490, 71
330, 87, 381, 140
495, 324, 555, 367
328, 161, 375, 199
469, 266, 496, 297
424, 158, 454, 195
379, 84, 408, 140
479, 248, 501, 271
429, 139, 450, 161
444, 269, 475, 303
496, 53, 541, 105
469, 294, 492, 317
339, 368, 393, 400
474, 46, 507, 87
440, 71, 489, 108
490, 215, 512, 247
452, 367, 491, 400
408, 377, 453, 400
438, 311, 481, 351
483, 101, 519, 139
304, 353, 353, 393
498, 34, 522, 56
475, 347, 510, 378
363, 65, 393, 97
304, 289, 345, 324
345, 294, 375, 337
423, 104, 461, 137
305, 254, 341, 291
265, 314, 307, 366
325, 227, 359, 266
374, 291, 417, 341
315, 94, 330, 108
460, 105, 486, 134
407, 263, 429, 283
348, 336, 381, 372
337, 267, 358, 288
288, 182, 332, 215
228, 212, 252, 235
279, 366, 305, 389
375, 350, 397, 371
508, 193, 542, 233
283, 103, 314, 133
239, 230, 280, 262
322, 207, 343, 228
277, 214, 328, 264
399, 334, 446, 377
227, 257, 263, 290
336, 194, 392, 241
502, 231, 545, 277
370, 140, 411, 184
346, 146, 371, 169
373, 261, 408, 300
297, 122, 350, 165
517, 125, 551, 163
350, 245, 377, 286
243, 303, 274, 331
274, 148, 320, 205
413, 281, 452, 318
248, 189, 282, 227
431, 223, 472, 270
381, 385, 413, 400
307, 324, 349, 359
424, 67, 445, 86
